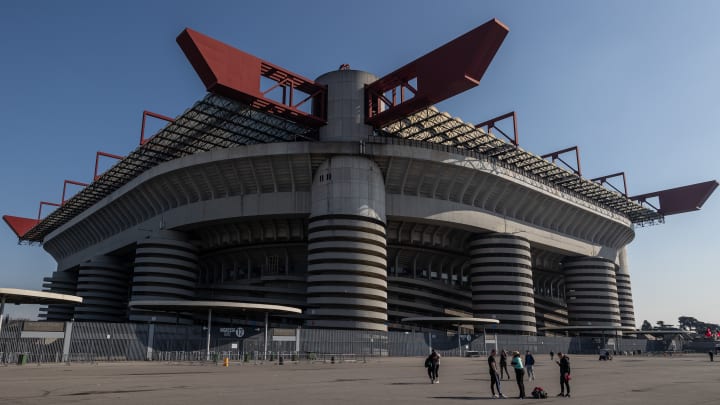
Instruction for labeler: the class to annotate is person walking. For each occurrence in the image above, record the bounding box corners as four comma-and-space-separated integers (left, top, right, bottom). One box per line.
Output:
499, 349, 510, 379
487, 349, 506, 398
709, 351, 714, 362
556, 352, 571, 397
426, 349, 441, 384
525, 350, 536, 381
510, 351, 526, 399
550, 350, 555, 361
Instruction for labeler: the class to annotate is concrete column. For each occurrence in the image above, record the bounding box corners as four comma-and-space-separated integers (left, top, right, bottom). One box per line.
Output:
616, 247, 637, 331
563, 256, 621, 329
315, 70, 377, 143
469, 233, 537, 335
61, 321, 73, 362
130, 230, 198, 324
146, 323, 155, 361
306, 156, 388, 331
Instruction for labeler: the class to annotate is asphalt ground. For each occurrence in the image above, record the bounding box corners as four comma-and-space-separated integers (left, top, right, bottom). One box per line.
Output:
1, 353, 719, 404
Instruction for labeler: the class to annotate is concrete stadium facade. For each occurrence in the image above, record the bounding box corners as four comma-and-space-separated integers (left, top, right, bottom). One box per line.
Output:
38, 69, 639, 335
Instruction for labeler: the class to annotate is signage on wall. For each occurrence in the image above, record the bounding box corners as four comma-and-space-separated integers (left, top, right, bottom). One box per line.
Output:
219, 327, 245, 338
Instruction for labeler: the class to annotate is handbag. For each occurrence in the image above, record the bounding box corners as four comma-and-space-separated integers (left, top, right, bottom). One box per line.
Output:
564, 372, 571, 381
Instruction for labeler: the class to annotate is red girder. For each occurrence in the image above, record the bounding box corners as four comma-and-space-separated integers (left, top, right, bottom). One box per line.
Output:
37, 201, 61, 222
541, 146, 582, 177
2, 215, 39, 239
177, 28, 327, 127
94, 151, 125, 181
61, 180, 90, 205
365, 18, 509, 128
591, 172, 628, 196
141, 110, 175, 145
631, 180, 718, 216
476, 111, 519, 146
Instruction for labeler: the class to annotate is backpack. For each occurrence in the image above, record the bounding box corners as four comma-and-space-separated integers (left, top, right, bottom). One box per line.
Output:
424, 357, 432, 368
532, 386, 548, 399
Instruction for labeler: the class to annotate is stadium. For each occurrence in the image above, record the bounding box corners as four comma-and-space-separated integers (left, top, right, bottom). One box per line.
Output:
4, 19, 717, 337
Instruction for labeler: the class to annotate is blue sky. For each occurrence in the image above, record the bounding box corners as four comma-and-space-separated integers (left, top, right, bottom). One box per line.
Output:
1, 1, 718, 327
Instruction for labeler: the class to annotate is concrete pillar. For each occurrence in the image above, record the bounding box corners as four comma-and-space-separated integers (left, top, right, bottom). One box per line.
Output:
616, 247, 637, 331
74, 256, 129, 322
315, 70, 378, 143
306, 156, 387, 331
130, 230, 198, 324
61, 321, 73, 362
563, 256, 621, 329
469, 233, 537, 335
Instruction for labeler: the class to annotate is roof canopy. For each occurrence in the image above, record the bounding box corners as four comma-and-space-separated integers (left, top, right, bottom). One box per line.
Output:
0, 288, 82, 310
128, 300, 302, 315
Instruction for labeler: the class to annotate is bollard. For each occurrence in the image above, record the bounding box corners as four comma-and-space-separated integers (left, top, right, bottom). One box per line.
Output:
279, 356, 284, 365
331, 355, 335, 364
223, 357, 229, 367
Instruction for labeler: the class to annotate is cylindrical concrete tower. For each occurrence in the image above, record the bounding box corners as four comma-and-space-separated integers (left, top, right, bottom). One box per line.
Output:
41, 270, 78, 321
74, 257, 130, 321
129, 230, 199, 323
306, 155, 387, 331
315, 70, 378, 143
563, 257, 621, 329
616, 247, 636, 331
469, 233, 537, 335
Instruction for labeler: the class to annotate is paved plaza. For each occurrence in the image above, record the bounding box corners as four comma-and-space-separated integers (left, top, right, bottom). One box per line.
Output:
1, 354, 719, 404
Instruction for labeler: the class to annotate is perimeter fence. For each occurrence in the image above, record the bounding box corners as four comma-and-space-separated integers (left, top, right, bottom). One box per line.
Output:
0, 319, 653, 365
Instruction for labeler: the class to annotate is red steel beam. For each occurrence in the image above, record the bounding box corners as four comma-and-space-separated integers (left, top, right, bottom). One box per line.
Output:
476, 111, 519, 146
591, 172, 628, 196
61, 180, 90, 205
2, 215, 39, 239
365, 18, 509, 128
140, 110, 175, 145
631, 180, 718, 216
37, 201, 61, 222
177, 28, 327, 127
94, 151, 125, 181
541, 146, 582, 177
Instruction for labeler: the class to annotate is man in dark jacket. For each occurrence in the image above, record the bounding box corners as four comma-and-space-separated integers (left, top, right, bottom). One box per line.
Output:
556, 352, 571, 397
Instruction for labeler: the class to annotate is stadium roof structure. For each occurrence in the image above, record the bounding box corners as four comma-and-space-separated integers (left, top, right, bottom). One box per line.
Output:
4, 19, 717, 243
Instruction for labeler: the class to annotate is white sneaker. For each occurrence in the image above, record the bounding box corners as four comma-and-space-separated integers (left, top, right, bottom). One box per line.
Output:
499, 394, 506, 398
434, 379, 439, 384
492, 394, 499, 398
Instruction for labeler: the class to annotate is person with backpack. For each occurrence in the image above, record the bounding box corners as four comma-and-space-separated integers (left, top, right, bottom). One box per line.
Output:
510, 351, 526, 399
556, 352, 571, 397
425, 349, 441, 384
525, 350, 536, 381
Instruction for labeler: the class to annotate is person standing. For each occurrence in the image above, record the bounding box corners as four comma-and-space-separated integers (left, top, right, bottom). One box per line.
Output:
487, 349, 506, 398
510, 351, 526, 399
556, 352, 571, 397
499, 349, 510, 379
709, 351, 714, 362
550, 350, 555, 361
426, 349, 441, 384
525, 350, 536, 381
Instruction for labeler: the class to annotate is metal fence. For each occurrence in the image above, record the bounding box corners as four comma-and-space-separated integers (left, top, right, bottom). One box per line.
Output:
0, 319, 653, 365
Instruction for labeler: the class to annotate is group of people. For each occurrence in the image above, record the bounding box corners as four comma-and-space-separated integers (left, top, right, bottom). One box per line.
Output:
488, 349, 571, 399
426, 348, 571, 399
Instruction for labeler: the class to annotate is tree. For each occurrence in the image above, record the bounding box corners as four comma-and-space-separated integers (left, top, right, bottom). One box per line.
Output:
641, 320, 652, 330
